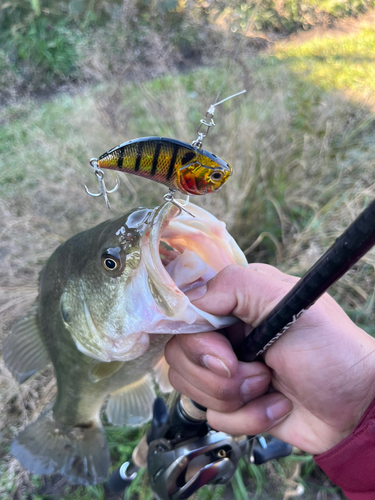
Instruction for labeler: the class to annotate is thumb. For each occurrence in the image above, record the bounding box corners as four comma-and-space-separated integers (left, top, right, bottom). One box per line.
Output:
188, 264, 295, 327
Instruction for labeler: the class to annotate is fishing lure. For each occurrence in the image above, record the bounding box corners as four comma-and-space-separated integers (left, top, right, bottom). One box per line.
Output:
95, 136, 232, 195
85, 90, 245, 211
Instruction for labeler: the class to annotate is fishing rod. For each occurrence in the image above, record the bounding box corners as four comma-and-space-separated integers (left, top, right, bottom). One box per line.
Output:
237, 197, 375, 361
109, 199, 375, 499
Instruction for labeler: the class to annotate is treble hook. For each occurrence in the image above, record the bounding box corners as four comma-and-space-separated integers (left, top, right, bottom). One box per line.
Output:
163, 189, 195, 218
84, 158, 119, 209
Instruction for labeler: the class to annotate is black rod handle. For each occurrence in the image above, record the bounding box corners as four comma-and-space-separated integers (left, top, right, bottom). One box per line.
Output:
237, 199, 375, 362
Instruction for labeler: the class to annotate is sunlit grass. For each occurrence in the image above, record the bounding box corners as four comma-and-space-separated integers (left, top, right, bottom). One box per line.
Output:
275, 28, 375, 101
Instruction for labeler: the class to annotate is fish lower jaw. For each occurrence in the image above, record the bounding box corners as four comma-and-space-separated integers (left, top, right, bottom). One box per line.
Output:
76, 332, 150, 363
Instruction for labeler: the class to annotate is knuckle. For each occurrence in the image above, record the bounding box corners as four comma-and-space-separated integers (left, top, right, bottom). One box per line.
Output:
167, 369, 183, 392
164, 339, 174, 359
216, 399, 242, 413
212, 383, 237, 401
222, 264, 246, 283
164, 340, 181, 367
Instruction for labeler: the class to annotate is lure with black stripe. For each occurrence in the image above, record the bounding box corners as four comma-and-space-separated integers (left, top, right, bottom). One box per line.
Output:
97, 137, 232, 196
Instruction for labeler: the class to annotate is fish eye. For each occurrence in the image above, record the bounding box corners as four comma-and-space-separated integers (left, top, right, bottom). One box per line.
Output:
60, 302, 71, 324
210, 171, 224, 182
101, 253, 121, 271
181, 151, 196, 165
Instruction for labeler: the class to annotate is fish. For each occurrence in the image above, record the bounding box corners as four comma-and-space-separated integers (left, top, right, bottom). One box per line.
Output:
3, 201, 248, 485
95, 136, 232, 196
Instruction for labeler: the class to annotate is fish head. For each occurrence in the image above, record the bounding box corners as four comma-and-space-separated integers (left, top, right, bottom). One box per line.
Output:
59, 207, 154, 362
58, 202, 247, 363
176, 148, 232, 195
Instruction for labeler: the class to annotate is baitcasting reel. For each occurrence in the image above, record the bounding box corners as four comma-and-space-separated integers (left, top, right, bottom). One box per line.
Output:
108, 395, 292, 500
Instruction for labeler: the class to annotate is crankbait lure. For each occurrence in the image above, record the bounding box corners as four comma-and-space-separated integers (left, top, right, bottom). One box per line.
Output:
85, 90, 245, 211
95, 137, 232, 196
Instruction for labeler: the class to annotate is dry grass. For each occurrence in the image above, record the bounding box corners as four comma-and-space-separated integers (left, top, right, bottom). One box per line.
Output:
1, 24, 375, 497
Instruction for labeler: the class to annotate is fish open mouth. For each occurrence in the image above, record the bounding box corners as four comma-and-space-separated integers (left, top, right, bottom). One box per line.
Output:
159, 240, 215, 295
141, 200, 248, 330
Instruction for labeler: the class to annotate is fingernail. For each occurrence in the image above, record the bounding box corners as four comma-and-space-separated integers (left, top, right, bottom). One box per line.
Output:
185, 284, 207, 301
202, 355, 231, 378
240, 374, 269, 399
266, 397, 291, 421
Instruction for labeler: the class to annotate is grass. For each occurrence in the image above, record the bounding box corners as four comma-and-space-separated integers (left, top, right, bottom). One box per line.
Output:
2, 0, 375, 101
1, 14, 375, 500
275, 28, 375, 102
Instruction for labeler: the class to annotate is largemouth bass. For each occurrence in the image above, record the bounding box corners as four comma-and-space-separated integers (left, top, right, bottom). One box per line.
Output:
3, 201, 247, 485
95, 137, 232, 195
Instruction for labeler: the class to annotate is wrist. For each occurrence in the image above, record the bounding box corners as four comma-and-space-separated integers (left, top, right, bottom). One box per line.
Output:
313, 391, 375, 455
314, 398, 375, 498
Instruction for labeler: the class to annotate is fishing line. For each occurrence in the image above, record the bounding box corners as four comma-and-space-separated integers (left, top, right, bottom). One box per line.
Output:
212, 0, 265, 105
188, 1, 265, 147
144, 2, 264, 135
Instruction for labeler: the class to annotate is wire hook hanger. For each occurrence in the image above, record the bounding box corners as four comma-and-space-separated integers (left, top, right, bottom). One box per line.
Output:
191, 89, 246, 149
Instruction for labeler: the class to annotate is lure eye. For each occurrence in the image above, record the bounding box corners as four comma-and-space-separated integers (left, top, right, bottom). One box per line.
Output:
181, 151, 196, 165
101, 253, 121, 272
210, 171, 224, 182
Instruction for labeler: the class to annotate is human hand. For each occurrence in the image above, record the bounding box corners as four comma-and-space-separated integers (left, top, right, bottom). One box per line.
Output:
165, 264, 375, 455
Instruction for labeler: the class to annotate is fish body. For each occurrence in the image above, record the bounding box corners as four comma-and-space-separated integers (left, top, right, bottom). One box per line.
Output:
97, 137, 232, 195
3, 201, 247, 485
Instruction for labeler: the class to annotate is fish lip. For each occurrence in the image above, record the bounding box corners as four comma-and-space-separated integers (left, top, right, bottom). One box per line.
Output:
149, 201, 181, 237
145, 201, 182, 285
140, 201, 193, 319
